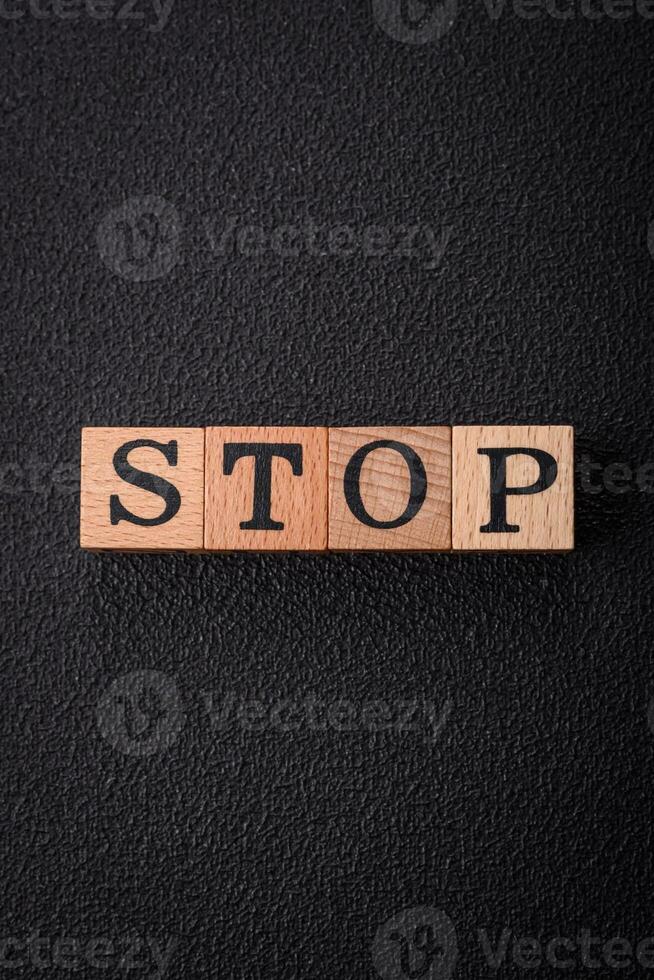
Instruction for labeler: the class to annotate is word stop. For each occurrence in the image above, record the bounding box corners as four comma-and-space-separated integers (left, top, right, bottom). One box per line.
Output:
80, 425, 574, 552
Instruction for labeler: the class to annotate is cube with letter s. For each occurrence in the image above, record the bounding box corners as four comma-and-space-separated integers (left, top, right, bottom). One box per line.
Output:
80, 427, 205, 551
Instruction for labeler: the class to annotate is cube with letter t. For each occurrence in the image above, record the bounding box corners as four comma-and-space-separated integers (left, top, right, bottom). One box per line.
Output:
204, 426, 328, 551
452, 425, 574, 551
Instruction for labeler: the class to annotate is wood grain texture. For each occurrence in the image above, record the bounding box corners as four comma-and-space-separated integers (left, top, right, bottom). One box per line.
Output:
452, 425, 574, 551
204, 427, 328, 551
329, 427, 451, 551
80, 427, 205, 551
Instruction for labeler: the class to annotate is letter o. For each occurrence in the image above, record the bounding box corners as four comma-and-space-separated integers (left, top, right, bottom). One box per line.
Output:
343, 440, 427, 529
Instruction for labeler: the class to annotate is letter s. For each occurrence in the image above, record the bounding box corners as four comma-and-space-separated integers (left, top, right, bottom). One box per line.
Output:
110, 439, 181, 526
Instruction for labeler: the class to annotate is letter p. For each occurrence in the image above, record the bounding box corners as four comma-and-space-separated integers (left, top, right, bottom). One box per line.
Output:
478, 447, 557, 533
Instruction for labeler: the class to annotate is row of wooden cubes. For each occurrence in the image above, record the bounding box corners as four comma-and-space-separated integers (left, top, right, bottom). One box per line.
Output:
80, 425, 574, 552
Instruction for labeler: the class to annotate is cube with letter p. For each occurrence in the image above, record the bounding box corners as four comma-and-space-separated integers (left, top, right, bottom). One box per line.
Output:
452, 425, 574, 550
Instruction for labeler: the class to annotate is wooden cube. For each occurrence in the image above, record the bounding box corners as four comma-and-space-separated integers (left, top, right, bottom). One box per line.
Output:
328, 426, 451, 551
452, 425, 574, 551
80, 427, 205, 551
204, 427, 328, 551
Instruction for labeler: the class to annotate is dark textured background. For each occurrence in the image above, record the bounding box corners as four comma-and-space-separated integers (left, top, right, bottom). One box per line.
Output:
2, 0, 654, 976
